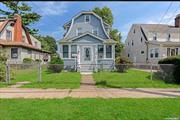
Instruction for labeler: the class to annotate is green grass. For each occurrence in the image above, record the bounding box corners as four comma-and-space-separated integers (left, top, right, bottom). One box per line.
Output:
9, 68, 81, 89
0, 98, 180, 120
93, 69, 180, 88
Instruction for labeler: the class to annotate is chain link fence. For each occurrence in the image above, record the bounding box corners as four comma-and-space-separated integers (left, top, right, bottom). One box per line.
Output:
0, 63, 175, 85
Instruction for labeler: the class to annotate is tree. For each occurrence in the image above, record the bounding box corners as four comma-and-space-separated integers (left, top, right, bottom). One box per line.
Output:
0, 1, 41, 35
92, 6, 113, 26
35, 35, 57, 54
92, 6, 124, 57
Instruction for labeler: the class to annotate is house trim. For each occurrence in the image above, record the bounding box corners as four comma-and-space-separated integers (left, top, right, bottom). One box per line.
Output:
64, 11, 110, 39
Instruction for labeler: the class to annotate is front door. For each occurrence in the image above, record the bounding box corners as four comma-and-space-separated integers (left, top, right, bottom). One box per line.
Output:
80, 46, 94, 72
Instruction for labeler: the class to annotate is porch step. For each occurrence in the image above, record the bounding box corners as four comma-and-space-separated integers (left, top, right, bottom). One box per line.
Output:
80, 72, 93, 75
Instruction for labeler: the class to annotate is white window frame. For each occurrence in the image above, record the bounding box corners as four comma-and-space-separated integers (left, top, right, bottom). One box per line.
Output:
84, 15, 90, 23
106, 45, 112, 59
140, 50, 145, 55
6, 30, 12, 40
153, 33, 157, 41
149, 48, 159, 59
92, 27, 98, 36
76, 28, 82, 36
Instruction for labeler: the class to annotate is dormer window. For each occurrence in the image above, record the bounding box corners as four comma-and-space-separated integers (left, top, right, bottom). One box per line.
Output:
167, 34, 171, 41
6, 30, 12, 40
153, 33, 157, 41
76, 28, 83, 36
85, 15, 90, 23
92, 28, 98, 36
22, 35, 26, 42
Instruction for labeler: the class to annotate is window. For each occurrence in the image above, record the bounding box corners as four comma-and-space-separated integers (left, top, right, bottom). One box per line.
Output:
76, 28, 82, 36
128, 53, 130, 57
85, 15, 90, 23
128, 42, 129, 46
167, 48, 170, 57
133, 29, 135, 34
63, 45, 68, 58
153, 33, 157, 41
27, 50, 32, 54
22, 35, 26, 42
71, 45, 77, 58
167, 34, 171, 41
150, 49, 154, 58
176, 48, 178, 55
6, 30, 12, 40
35, 42, 38, 47
141, 37, 143, 43
92, 28, 98, 36
150, 48, 159, 58
11, 48, 18, 59
98, 45, 104, 59
141, 50, 144, 54
132, 40, 134, 46
155, 48, 159, 58
106, 45, 112, 58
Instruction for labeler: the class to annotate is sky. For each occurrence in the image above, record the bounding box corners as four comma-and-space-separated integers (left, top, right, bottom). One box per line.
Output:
0, 1, 180, 43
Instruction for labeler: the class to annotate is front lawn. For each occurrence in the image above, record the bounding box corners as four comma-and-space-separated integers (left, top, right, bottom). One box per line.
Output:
7, 68, 81, 89
93, 69, 180, 88
0, 98, 180, 120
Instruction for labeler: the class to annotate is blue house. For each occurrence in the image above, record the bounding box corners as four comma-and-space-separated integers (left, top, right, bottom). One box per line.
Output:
58, 11, 116, 72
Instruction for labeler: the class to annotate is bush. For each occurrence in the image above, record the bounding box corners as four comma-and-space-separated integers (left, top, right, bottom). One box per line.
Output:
35, 59, 42, 63
158, 56, 180, 84
23, 58, 34, 64
0, 53, 7, 81
48, 55, 64, 73
115, 56, 132, 72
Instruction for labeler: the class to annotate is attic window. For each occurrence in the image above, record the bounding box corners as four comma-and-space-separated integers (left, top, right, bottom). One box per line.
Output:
76, 28, 83, 36
167, 34, 171, 41
153, 33, 157, 41
92, 28, 98, 36
85, 15, 90, 23
22, 35, 26, 42
141, 37, 143, 43
6, 30, 12, 40
133, 29, 135, 34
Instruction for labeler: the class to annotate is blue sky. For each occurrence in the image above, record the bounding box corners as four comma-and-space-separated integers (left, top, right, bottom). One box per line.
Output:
1, 1, 180, 42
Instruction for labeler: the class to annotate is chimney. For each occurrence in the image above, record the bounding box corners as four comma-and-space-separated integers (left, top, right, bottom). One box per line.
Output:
13, 14, 22, 42
175, 14, 180, 27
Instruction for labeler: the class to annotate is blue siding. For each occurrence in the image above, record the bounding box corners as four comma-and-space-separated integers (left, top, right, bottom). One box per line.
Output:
66, 14, 108, 39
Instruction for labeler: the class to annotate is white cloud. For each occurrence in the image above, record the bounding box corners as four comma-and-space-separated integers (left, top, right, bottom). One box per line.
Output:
30, 2, 68, 16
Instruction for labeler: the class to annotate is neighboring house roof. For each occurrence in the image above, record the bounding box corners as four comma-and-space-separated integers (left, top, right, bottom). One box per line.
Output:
59, 32, 116, 44
63, 11, 111, 39
132, 24, 180, 42
0, 14, 50, 54
0, 39, 51, 53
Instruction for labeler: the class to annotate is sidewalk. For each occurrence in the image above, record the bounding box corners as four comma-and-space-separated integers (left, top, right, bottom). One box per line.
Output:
0, 75, 180, 98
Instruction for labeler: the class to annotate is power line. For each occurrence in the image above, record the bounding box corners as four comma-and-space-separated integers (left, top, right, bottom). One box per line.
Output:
153, 2, 173, 33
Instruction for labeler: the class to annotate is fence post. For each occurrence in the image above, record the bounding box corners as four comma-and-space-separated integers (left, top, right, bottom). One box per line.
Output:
150, 63, 153, 80
38, 63, 42, 82
5, 63, 10, 84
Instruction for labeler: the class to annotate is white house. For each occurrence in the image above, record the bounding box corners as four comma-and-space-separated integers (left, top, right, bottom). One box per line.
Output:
124, 14, 180, 64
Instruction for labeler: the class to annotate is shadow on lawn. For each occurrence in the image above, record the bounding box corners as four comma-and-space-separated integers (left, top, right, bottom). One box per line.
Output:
95, 80, 123, 88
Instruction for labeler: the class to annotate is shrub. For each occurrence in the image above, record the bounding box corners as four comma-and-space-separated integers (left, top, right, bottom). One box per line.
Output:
23, 58, 34, 64
35, 59, 42, 63
0, 53, 7, 81
115, 56, 132, 72
48, 55, 64, 73
158, 56, 180, 84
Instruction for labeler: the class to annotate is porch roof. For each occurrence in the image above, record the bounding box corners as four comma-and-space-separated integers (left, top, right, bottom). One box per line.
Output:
59, 32, 116, 44
148, 41, 180, 47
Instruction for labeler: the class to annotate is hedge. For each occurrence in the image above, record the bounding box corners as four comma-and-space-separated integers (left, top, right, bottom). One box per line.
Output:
158, 56, 180, 84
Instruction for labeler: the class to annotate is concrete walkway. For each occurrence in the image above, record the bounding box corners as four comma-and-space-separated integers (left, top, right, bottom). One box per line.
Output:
0, 75, 180, 98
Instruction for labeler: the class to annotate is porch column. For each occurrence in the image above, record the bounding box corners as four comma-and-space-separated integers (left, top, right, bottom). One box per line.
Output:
104, 44, 106, 58
68, 44, 71, 58
112, 44, 115, 59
